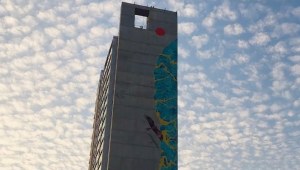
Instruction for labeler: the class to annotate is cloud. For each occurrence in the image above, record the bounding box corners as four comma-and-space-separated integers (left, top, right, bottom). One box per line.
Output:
178, 22, 197, 35
166, 0, 199, 18
272, 23, 300, 37
196, 48, 220, 59
0, 0, 116, 169
237, 40, 249, 48
272, 62, 286, 80
202, 15, 215, 28
178, 46, 190, 59
2, 0, 300, 170
214, 2, 237, 21
202, 2, 237, 28
216, 53, 249, 69
37, 9, 58, 23
249, 32, 270, 46
181, 4, 198, 17
77, 17, 96, 28
224, 23, 244, 35
2, 16, 19, 27
292, 6, 300, 17
294, 99, 300, 107
272, 80, 288, 92
289, 38, 300, 53
289, 55, 300, 63
254, 104, 268, 113
189, 34, 209, 49
44, 27, 61, 38
270, 103, 283, 112
242, 64, 260, 83
267, 41, 287, 55
50, 38, 65, 50
234, 53, 249, 64
248, 14, 277, 33
290, 64, 300, 75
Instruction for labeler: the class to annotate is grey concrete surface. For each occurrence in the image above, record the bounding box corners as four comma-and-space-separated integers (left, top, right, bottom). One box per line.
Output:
89, 2, 177, 170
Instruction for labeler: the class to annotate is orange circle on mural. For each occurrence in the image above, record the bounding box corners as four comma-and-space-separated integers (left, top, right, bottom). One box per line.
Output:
155, 27, 165, 36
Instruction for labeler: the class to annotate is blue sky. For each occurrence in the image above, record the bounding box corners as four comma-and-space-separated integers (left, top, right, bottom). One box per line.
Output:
1, 0, 300, 169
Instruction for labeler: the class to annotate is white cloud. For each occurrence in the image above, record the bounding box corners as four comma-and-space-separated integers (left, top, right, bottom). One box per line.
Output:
2, 16, 19, 27
78, 2, 118, 18
76, 33, 89, 47
248, 14, 277, 33
178, 22, 197, 35
196, 49, 216, 59
234, 54, 249, 64
179, 46, 190, 59
224, 23, 244, 35
0, 0, 111, 169
249, 32, 270, 46
44, 27, 61, 38
272, 23, 300, 37
214, 2, 237, 21
50, 38, 65, 50
42, 62, 59, 73
290, 64, 300, 75
237, 40, 249, 48
89, 26, 117, 38
289, 38, 300, 53
76, 97, 91, 108
289, 55, 300, 63
232, 87, 249, 96
267, 41, 287, 55
292, 7, 300, 17
8, 26, 31, 36
272, 80, 288, 91
212, 90, 227, 102
178, 96, 186, 108
202, 15, 215, 28
181, 4, 198, 17
37, 9, 58, 23
216, 53, 249, 69
254, 104, 268, 113
270, 103, 282, 112
2, 1, 300, 169
77, 17, 96, 28
272, 62, 286, 80
202, 2, 237, 28
189, 34, 209, 49
294, 99, 300, 107
183, 72, 206, 82
55, 24, 77, 38
166, 0, 199, 18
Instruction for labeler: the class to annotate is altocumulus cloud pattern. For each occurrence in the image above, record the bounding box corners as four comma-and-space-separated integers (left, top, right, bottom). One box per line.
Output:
1, 0, 300, 169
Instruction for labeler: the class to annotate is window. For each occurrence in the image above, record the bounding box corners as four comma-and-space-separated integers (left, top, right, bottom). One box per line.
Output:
134, 8, 149, 29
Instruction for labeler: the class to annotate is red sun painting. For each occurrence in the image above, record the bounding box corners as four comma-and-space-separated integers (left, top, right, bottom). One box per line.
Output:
155, 27, 166, 36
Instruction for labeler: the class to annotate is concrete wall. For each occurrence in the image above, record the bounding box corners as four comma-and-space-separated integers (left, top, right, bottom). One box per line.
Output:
107, 2, 177, 170
101, 36, 118, 170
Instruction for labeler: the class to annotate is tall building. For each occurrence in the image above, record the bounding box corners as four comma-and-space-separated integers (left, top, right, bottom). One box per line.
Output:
88, 2, 177, 170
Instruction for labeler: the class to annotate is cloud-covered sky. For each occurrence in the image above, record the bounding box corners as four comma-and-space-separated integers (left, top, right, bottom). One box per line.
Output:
1, 0, 300, 169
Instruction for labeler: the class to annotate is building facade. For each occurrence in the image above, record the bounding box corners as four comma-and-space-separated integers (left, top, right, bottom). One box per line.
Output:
89, 2, 177, 170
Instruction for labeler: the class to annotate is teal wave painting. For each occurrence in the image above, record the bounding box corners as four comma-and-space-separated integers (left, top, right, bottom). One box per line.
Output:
154, 39, 177, 170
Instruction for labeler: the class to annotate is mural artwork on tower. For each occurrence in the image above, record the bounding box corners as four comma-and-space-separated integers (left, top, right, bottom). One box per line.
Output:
154, 39, 178, 170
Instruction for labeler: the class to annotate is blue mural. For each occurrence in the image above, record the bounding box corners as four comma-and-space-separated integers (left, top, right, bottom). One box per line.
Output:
154, 39, 177, 170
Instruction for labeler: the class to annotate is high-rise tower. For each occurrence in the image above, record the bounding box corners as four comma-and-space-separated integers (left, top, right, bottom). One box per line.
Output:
88, 2, 177, 170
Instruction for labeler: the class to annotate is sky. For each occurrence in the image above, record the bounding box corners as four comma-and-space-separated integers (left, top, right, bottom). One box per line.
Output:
1, 0, 300, 169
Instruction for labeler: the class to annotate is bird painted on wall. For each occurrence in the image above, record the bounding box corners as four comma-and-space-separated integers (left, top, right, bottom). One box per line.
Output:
144, 115, 163, 140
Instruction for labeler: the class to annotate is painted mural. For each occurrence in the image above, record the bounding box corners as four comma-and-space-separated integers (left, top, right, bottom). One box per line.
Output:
154, 39, 177, 170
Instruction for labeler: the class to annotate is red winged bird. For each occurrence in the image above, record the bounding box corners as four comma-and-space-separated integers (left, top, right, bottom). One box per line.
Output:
145, 115, 163, 140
